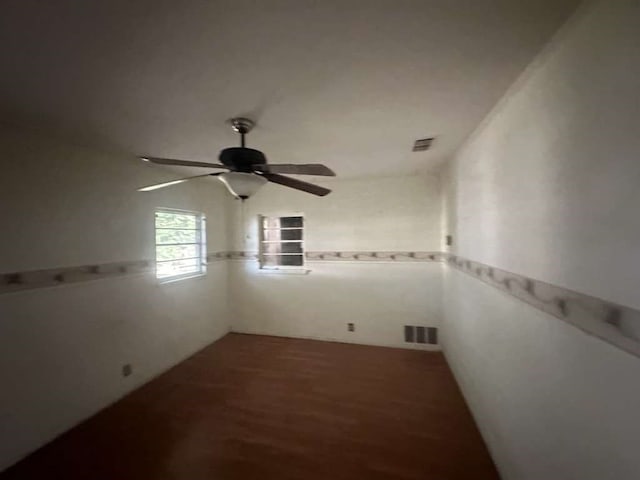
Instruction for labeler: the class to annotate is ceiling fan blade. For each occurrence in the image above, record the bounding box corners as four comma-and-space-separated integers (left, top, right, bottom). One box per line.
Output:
253, 164, 336, 176
140, 156, 229, 170
261, 173, 331, 196
138, 173, 219, 192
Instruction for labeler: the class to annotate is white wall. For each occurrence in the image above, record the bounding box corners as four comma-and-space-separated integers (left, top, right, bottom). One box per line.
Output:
441, 0, 640, 478
0, 126, 231, 471
228, 175, 443, 349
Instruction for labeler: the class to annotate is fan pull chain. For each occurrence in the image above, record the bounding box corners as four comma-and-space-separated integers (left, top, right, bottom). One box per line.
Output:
240, 198, 248, 250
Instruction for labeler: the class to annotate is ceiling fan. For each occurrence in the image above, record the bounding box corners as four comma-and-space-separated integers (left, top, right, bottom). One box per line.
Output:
138, 118, 335, 199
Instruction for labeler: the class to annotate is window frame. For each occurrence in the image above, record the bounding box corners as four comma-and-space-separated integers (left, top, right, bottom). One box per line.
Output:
258, 213, 305, 270
154, 207, 207, 282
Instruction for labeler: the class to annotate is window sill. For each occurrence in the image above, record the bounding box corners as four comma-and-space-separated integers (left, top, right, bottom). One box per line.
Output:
257, 268, 311, 275
157, 272, 207, 285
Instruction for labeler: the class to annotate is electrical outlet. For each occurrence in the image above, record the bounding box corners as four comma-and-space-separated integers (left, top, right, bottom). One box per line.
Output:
347, 323, 355, 332
122, 364, 132, 377
446, 235, 453, 246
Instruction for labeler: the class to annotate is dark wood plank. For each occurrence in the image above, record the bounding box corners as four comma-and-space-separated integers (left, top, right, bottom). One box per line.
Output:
1, 334, 500, 479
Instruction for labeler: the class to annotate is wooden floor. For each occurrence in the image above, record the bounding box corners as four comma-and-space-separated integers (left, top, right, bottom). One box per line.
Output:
1, 334, 499, 479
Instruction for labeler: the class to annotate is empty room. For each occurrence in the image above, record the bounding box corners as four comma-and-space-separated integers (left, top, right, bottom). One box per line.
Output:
1, 0, 639, 478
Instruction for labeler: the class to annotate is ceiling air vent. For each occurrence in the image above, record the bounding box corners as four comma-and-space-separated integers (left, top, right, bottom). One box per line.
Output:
412, 137, 434, 152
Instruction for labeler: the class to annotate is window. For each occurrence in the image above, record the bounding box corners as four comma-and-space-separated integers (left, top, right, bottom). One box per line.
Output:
259, 215, 304, 268
155, 208, 207, 281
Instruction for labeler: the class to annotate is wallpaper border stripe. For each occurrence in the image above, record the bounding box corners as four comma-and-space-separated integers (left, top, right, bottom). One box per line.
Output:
445, 254, 640, 359
306, 251, 445, 262
0, 260, 154, 295
221, 251, 446, 262
0, 253, 233, 295
0, 251, 442, 294
3, 251, 639, 359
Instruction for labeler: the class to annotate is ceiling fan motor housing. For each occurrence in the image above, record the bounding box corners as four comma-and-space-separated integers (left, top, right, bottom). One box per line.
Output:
219, 147, 268, 172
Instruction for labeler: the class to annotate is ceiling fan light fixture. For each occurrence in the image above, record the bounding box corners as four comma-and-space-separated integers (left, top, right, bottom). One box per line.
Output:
218, 172, 267, 200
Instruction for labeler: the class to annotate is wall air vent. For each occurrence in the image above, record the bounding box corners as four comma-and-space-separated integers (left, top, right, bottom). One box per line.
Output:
404, 326, 438, 344
412, 137, 434, 152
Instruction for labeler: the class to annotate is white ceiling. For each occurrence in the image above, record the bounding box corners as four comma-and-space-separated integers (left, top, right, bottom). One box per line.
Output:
0, 0, 579, 178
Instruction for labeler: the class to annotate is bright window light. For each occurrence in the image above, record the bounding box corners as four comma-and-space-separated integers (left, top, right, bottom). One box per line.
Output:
259, 215, 304, 269
155, 208, 207, 281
